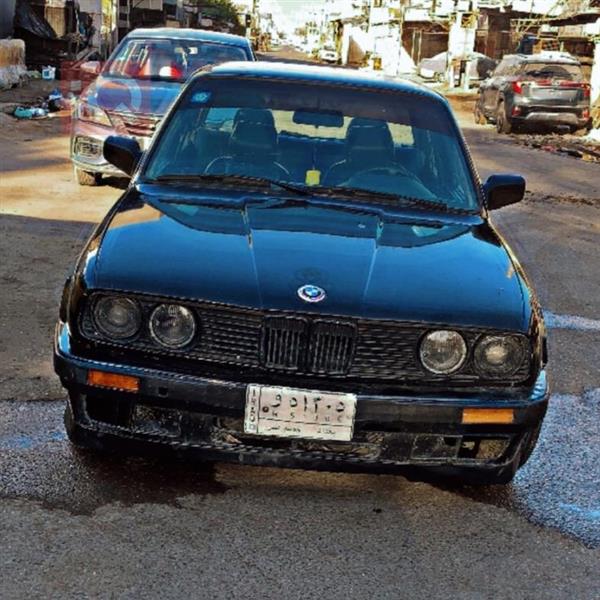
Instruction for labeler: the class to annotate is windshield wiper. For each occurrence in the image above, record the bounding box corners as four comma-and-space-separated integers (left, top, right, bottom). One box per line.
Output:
151, 173, 311, 196
148, 175, 465, 212
306, 185, 456, 212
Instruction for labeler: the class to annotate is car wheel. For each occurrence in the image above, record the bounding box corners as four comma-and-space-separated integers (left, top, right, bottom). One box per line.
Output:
496, 102, 512, 134
473, 102, 487, 125
75, 167, 101, 186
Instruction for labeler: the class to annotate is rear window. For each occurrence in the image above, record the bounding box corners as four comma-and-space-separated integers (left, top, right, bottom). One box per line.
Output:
518, 62, 583, 81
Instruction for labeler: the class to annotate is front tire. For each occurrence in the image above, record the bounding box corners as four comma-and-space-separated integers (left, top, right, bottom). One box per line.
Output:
496, 102, 512, 134
75, 167, 100, 186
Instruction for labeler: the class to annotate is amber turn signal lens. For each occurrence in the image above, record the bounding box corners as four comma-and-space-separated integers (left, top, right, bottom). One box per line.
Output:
87, 370, 139, 392
462, 408, 514, 424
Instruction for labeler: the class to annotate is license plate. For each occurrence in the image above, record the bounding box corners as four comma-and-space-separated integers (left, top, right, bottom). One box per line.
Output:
244, 385, 357, 442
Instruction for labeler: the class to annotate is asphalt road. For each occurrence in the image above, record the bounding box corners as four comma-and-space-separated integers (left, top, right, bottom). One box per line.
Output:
1, 72, 599, 598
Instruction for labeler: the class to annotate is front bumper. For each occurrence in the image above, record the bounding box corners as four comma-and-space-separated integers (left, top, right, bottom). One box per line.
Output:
54, 323, 548, 479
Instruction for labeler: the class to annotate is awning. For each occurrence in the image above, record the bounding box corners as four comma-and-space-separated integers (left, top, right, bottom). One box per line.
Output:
14, 0, 57, 39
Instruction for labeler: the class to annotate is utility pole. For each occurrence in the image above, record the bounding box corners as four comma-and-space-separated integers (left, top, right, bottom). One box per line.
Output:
591, 34, 600, 122
446, 0, 478, 89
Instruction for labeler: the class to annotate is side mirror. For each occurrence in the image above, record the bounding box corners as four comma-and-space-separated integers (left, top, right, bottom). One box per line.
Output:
104, 136, 142, 176
80, 60, 101, 76
484, 174, 525, 210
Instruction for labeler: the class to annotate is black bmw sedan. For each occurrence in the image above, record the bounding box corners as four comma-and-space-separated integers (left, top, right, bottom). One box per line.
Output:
54, 62, 548, 484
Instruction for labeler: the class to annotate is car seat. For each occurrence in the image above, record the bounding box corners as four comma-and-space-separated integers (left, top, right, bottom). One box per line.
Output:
324, 119, 394, 185
205, 119, 288, 180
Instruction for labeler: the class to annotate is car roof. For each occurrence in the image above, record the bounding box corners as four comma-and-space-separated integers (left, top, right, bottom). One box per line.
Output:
195, 61, 443, 100
125, 28, 252, 48
503, 53, 580, 65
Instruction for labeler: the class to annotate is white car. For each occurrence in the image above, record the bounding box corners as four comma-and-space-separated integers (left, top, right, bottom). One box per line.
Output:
319, 47, 339, 64
418, 52, 496, 82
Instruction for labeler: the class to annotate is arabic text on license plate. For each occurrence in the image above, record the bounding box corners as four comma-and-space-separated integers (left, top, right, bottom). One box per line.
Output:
244, 385, 357, 442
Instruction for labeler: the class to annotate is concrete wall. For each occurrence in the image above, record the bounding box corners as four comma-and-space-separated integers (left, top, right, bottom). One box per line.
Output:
0, 0, 16, 38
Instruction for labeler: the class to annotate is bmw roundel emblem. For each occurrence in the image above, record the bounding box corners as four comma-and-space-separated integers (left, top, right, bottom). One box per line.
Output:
298, 284, 326, 303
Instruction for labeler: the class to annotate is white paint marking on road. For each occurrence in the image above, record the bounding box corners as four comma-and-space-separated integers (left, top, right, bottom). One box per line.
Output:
544, 311, 600, 332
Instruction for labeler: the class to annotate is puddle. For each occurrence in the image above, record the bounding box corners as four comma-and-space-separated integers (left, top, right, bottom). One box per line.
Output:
544, 311, 600, 332
447, 388, 600, 548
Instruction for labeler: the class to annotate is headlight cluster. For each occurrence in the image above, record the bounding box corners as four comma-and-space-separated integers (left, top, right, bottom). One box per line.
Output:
473, 335, 525, 377
92, 295, 196, 349
149, 304, 196, 348
419, 330, 525, 377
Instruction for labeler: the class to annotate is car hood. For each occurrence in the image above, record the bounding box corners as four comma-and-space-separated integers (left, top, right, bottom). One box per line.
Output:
89, 189, 529, 331
84, 75, 182, 116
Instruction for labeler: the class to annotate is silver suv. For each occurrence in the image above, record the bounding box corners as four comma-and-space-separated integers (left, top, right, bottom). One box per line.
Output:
474, 53, 591, 134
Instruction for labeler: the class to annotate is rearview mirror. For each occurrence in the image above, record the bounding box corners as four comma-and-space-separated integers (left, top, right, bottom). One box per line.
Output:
80, 60, 101, 76
293, 110, 344, 128
104, 136, 142, 176
484, 174, 525, 210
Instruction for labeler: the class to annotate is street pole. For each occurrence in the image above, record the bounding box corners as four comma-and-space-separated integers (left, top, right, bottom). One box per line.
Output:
591, 37, 600, 111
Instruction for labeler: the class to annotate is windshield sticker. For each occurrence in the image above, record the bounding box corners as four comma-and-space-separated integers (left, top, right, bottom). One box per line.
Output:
191, 91, 212, 104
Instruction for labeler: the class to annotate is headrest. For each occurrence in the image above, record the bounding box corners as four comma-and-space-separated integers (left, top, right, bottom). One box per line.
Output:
344, 122, 394, 167
347, 117, 389, 135
229, 120, 277, 157
346, 124, 393, 154
233, 108, 275, 127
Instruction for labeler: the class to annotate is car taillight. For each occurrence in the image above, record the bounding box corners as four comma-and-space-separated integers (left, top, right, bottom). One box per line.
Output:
556, 81, 591, 97
511, 80, 523, 94
582, 108, 590, 120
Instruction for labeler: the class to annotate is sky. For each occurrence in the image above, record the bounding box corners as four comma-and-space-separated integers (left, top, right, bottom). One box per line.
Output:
261, 0, 325, 32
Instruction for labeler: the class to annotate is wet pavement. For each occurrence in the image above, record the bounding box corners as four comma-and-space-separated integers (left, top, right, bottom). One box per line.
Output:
1, 383, 598, 548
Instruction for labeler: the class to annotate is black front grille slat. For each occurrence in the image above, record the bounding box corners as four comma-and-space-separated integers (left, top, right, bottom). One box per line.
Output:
261, 317, 307, 370
307, 321, 357, 375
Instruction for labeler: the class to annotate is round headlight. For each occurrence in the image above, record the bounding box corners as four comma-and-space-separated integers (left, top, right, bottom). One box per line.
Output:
474, 335, 525, 377
149, 304, 196, 349
93, 296, 141, 340
419, 330, 467, 374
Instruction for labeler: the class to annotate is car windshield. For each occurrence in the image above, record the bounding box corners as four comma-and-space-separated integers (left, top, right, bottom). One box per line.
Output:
143, 78, 479, 211
519, 62, 583, 81
104, 39, 249, 82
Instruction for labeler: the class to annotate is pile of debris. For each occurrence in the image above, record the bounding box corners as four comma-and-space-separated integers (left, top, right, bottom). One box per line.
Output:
512, 131, 600, 164
1, 85, 75, 121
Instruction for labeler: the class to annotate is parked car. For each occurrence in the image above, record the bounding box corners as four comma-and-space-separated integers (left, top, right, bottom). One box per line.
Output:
319, 46, 339, 64
474, 52, 591, 134
418, 52, 496, 82
55, 62, 548, 484
71, 28, 254, 186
